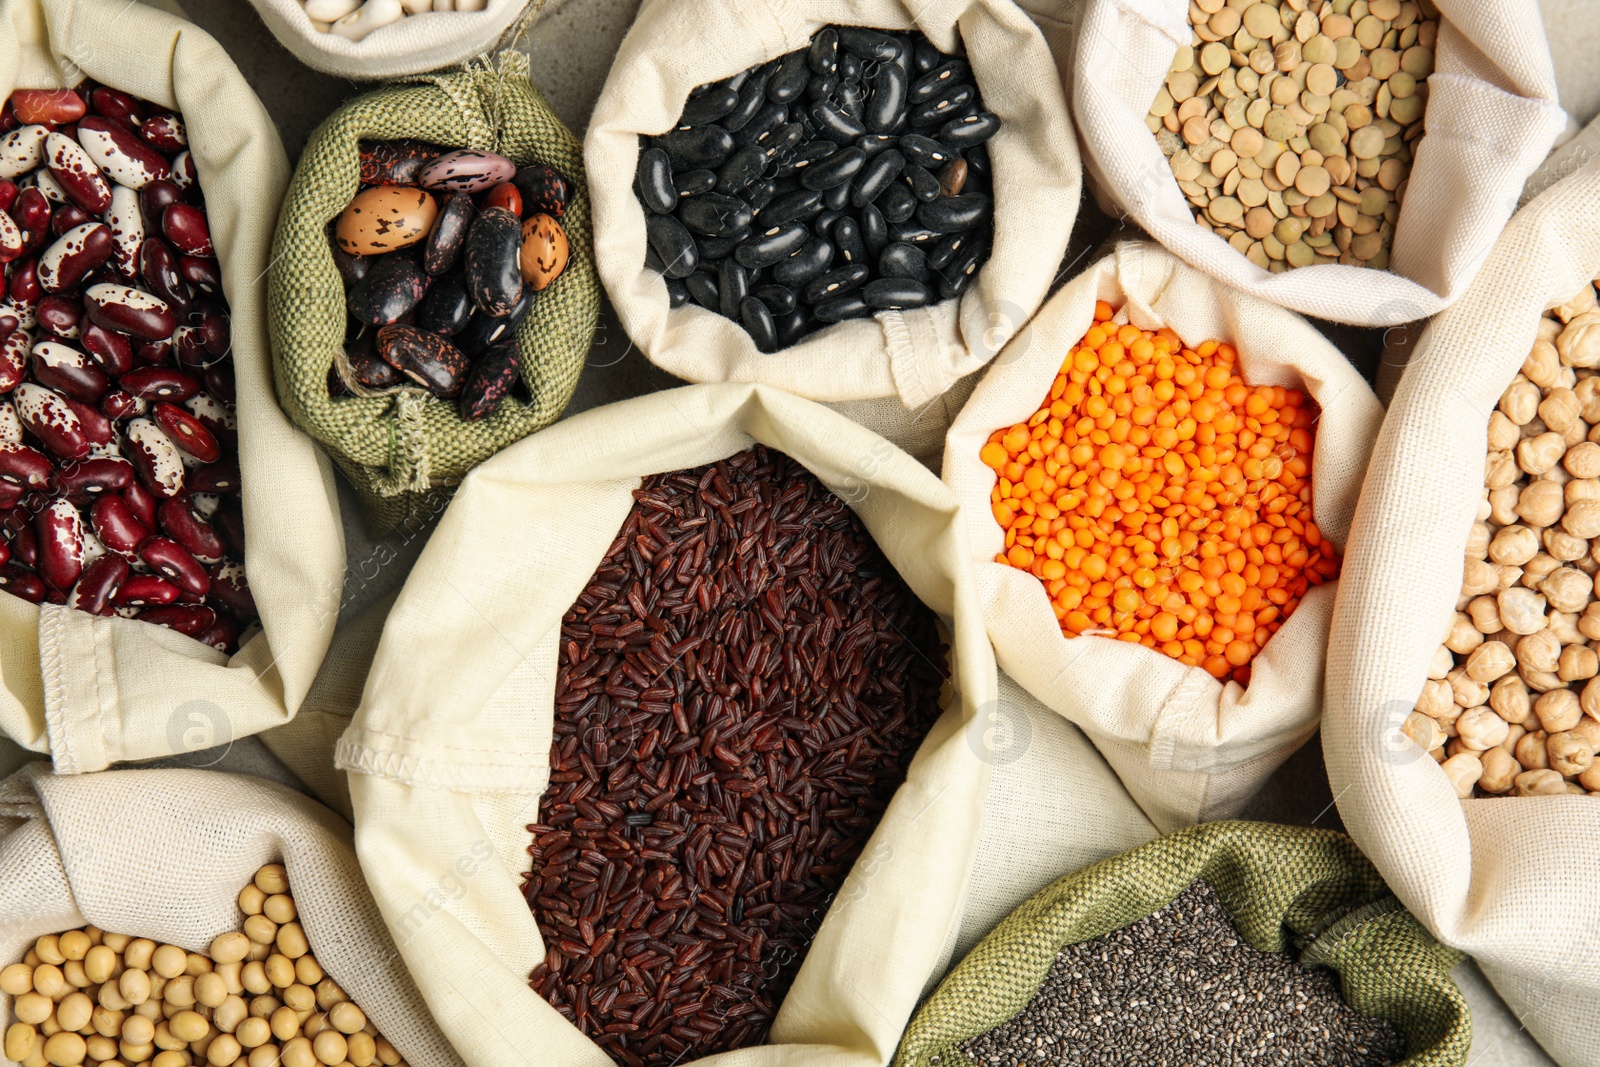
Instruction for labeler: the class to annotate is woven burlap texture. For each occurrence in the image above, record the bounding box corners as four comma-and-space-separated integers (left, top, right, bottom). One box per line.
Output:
894, 821, 1470, 1067
0, 764, 463, 1067
269, 52, 598, 534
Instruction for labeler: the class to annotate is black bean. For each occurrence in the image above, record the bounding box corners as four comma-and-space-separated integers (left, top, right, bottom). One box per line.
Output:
814, 293, 872, 322
925, 230, 971, 270
676, 169, 718, 197
644, 238, 667, 274
684, 269, 719, 309
942, 111, 1001, 149
937, 236, 987, 299
765, 122, 806, 157
832, 217, 867, 266
913, 36, 942, 74
802, 263, 870, 304
666, 277, 689, 308
718, 258, 750, 321
646, 215, 699, 279
778, 141, 837, 180
860, 202, 890, 259
761, 188, 825, 227
744, 180, 778, 212
898, 133, 953, 169
697, 229, 749, 260
839, 52, 863, 84
851, 149, 905, 207
454, 287, 533, 356
415, 274, 473, 336
752, 283, 797, 316
715, 145, 768, 195
813, 209, 845, 238
681, 85, 739, 126
810, 100, 866, 142
889, 222, 942, 245
800, 147, 865, 191
904, 163, 941, 201
722, 71, 773, 132
806, 71, 840, 103
823, 181, 850, 211
863, 278, 934, 309
918, 193, 990, 232
911, 61, 970, 103
768, 50, 812, 103
879, 242, 929, 281
775, 306, 812, 347
655, 125, 734, 168
808, 28, 839, 74
772, 236, 833, 286
733, 224, 809, 268
732, 101, 788, 150
877, 183, 917, 224
838, 27, 903, 61
910, 84, 974, 127
679, 193, 754, 237
836, 80, 866, 120
857, 133, 899, 156
637, 147, 678, 214
866, 63, 908, 134
741, 296, 778, 351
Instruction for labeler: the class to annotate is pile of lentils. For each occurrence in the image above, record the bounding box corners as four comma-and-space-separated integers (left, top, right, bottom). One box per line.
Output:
523, 446, 947, 1067
1, 864, 410, 1067
1412, 275, 1600, 798
956, 881, 1405, 1067
1147, 0, 1439, 271
0, 84, 255, 651
636, 26, 999, 352
330, 140, 573, 421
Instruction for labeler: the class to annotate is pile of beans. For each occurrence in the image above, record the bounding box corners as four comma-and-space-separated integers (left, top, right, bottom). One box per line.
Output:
299, 0, 487, 41
330, 141, 572, 422
981, 302, 1337, 684
522, 446, 946, 1067
958, 881, 1404, 1067
1147, 0, 1438, 271
1413, 277, 1600, 798
636, 26, 999, 352
1, 864, 407, 1067
0, 85, 254, 652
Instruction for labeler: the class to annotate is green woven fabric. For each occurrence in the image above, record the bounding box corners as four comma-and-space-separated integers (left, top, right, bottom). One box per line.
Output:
268, 51, 598, 534
895, 821, 1470, 1067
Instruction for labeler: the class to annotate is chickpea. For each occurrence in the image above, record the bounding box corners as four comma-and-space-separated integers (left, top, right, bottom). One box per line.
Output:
1558, 311, 1600, 368
1464, 641, 1514, 683
1498, 587, 1549, 634
1559, 644, 1599, 681
1517, 480, 1566, 527
1543, 529, 1590, 562
1525, 338, 1563, 384
1488, 410, 1522, 450
1555, 284, 1598, 323
1428, 644, 1453, 680
1517, 728, 1552, 769
1516, 630, 1560, 674
1501, 379, 1541, 423
1448, 669, 1489, 708
1518, 431, 1567, 475
1547, 731, 1595, 776
1513, 768, 1570, 795
1536, 688, 1585, 732
1497, 565, 1526, 593
1461, 558, 1499, 597
1564, 500, 1600, 539
1571, 718, 1600, 751
1468, 595, 1504, 634
1477, 493, 1493, 522
1489, 525, 1538, 565
1403, 711, 1446, 752
1490, 676, 1532, 723
1439, 752, 1482, 797
1480, 747, 1521, 793
1485, 450, 1518, 489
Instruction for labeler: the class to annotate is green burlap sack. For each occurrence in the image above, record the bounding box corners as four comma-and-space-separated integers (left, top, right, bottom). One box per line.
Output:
268, 51, 598, 534
895, 821, 1471, 1067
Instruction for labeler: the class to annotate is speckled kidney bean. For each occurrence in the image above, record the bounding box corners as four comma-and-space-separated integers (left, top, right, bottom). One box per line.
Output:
90, 494, 148, 557
31, 341, 108, 402
66, 553, 126, 615
161, 203, 212, 258
58, 457, 133, 495
38, 220, 113, 294
139, 237, 190, 314
45, 131, 112, 214
0, 444, 53, 490
14, 382, 89, 459
85, 282, 175, 340
138, 602, 214, 635
77, 116, 170, 189
0, 330, 27, 391
35, 497, 84, 591
138, 535, 208, 596
90, 87, 145, 128
178, 254, 222, 295
37, 294, 81, 337
82, 321, 133, 376
141, 114, 186, 152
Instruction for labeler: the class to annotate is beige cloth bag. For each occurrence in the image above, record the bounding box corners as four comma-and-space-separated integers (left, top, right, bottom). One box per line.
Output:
0, 763, 461, 1067
944, 240, 1383, 832
1072, 0, 1566, 326
585, 0, 1080, 426
0, 0, 345, 773
336, 382, 996, 1067
1324, 138, 1600, 1067
243, 0, 531, 80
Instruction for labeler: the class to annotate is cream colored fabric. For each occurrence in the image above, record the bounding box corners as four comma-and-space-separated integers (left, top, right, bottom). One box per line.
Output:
944, 241, 1383, 832
0, 0, 345, 773
1325, 136, 1600, 1067
1072, 0, 1566, 326
0, 763, 462, 1067
586, 0, 1080, 416
338, 382, 997, 1067
244, 0, 530, 80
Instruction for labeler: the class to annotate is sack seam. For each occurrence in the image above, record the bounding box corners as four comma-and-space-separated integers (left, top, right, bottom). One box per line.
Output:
36, 606, 75, 776
335, 739, 547, 794
1104, 0, 1191, 47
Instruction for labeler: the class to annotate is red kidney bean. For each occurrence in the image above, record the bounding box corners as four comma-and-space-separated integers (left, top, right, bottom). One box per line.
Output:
13, 382, 88, 459
138, 179, 182, 232
161, 203, 211, 258
135, 337, 172, 365
99, 389, 143, 420
123, 417, 184, 498
195, 613, 238, 651
114, 573, 177, 606
12, 91, 84, 125
44, 132, 112, 214
0, 444, 54, 490
90, 88, 144, 130
91, 494, 147, 558
77, 116, 170, 189
172, 325, 207, 370
211, 503, 244, 558
0, 330, 26, 391
58, 457, 133, 495
203, 362, 233, 404
31, 341, 108, 402
121, 479, 158, 529
84, 281, 174, 340
138, 536, 208, 596
137, 602, 214, 636
177, 255, 221, 295
138, 237, 189, 313
119, 366, 198, 402
152, 401, 220, 461
0, 180, 17, 212
36, 295, 80, 337
82, 321, 132, 376
0, 562, 44, 602
66, 553, 126, 615
8, 255, 39, 304
187, 457, 239, 494
36, 497, 84, 591
10, 520, 36, 567
140, 114, 186, 153
159, 494, 223, 562
0, 310, 17, 338
49, 203, 93, 238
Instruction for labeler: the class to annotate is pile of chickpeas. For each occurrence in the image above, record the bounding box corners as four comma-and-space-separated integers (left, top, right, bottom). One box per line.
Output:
1407, 277, 1600, 798
1, 865, 405, 1067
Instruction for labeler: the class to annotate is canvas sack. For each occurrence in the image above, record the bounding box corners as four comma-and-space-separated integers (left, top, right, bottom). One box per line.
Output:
244, 0, 533, 81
